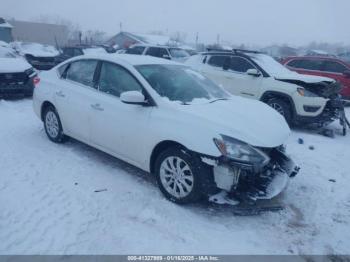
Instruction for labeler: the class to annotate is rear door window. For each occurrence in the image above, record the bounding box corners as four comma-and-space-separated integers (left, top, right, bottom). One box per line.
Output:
208, 56, 228, 68
146, 47, 160, 57
66, 60, 98, 88
126, 46, 146, 55
158, 48, 169, 59
145, 47, 166, 58
229, 56, 255, 73
322, 61, 347, 74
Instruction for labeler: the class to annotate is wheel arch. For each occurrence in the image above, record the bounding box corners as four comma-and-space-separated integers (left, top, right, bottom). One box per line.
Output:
41, 101, 55, 121
260, 91, 296, 119
149, 140, 188, 174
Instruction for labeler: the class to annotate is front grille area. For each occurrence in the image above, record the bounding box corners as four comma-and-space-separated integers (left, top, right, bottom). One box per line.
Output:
0, 72, 29, 85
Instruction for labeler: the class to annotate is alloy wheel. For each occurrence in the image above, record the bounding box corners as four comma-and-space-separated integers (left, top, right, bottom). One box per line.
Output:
45, 111, 59, 138
159, 156, 194, 199
270, 102, 285, 116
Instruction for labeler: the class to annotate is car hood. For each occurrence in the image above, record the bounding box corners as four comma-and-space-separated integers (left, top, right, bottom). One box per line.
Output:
22, 50, 59, 57
275, 71, 334, 84
0, 58, 32, 73
178, 97, 290, 148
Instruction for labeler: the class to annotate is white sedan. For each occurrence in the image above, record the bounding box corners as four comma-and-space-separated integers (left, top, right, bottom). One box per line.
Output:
33, 54, 299, 205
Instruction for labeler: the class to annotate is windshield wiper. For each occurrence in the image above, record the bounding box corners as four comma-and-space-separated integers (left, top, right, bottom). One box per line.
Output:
209, 98, 229, 104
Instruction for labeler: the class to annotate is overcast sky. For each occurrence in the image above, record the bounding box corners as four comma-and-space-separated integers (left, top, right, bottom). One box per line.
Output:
1, 0, 349, 46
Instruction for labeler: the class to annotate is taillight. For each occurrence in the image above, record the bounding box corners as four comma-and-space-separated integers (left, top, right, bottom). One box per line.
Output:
33, 76, 40, 86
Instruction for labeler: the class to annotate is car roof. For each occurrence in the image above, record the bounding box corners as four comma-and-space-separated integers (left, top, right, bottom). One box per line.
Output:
74, 53, 183, 66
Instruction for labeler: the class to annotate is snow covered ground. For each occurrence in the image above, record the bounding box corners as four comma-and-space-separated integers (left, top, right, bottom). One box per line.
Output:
0, 99, 349, 255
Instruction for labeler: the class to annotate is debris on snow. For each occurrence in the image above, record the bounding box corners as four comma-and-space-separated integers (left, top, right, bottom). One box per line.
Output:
94, 189, 107, 193
209, 190, 240, 206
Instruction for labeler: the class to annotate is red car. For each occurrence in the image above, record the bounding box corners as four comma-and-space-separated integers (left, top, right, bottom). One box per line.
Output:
281, 56, 350, 99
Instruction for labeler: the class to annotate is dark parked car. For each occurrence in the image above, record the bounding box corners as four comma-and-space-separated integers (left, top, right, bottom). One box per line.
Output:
11, 42, 59, 70
281, 56, 350, 99
0, 46, 37, 98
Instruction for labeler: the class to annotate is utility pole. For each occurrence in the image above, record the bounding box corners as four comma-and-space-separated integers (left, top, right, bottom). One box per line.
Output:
217, 34, 220, 45
78, 31, 82, 45
120, 22, 123, 32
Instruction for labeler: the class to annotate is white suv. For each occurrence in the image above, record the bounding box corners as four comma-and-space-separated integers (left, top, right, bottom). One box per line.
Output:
186, 50, 345, 129
33, 54, 299, 205
125, 44, 190, 62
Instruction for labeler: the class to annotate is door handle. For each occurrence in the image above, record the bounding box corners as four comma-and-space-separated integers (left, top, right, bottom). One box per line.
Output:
91, 103, 104, 111
56, 91, 65, 97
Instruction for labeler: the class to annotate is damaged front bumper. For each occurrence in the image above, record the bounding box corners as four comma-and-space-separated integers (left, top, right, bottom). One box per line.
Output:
208, 148, 300, 202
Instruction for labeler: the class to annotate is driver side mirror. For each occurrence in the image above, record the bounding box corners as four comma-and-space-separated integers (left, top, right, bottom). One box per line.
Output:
343, 70, 350, 78
120, 91, 147, 105
247, 68, 261, 77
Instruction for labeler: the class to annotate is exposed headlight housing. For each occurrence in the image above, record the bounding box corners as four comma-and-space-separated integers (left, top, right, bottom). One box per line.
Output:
297, 88, 318, 97
213, 135, 270, 166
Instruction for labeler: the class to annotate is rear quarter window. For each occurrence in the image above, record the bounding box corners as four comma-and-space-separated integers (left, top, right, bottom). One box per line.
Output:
65, 60, 98, 87
57, 63, 69, 77
322, 61, 347, 73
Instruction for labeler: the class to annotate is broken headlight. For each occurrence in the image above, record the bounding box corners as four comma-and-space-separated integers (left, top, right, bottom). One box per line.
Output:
297, 88, 318, 97
214, 135, 270, 165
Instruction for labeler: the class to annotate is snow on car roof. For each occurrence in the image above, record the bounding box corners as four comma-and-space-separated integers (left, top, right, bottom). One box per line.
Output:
11, 41, 59, 57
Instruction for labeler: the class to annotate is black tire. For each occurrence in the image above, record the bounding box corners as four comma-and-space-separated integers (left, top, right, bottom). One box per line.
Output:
267, 98, 293, 125
154, 146, 214, 204
43, 105, 68, 143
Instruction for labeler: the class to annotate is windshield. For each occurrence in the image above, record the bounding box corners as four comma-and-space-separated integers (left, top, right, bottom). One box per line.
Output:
169, 48, 190, 58
0, 48, 16, 58
136, 64, 229, 104
249, 53, 294, 76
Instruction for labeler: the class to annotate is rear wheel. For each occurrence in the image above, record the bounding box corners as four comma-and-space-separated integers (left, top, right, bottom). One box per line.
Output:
154, 147, 212, 204
43, 106, 67, 143
267, 98, 293, 125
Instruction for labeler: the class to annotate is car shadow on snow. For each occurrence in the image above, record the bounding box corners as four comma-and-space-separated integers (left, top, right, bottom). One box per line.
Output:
59, 137, 289, 217
64, 137, 157, 187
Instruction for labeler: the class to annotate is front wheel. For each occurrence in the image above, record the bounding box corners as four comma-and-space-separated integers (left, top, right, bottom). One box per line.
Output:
267, 98, 293, 125
155, 147, 210, 204
43, 106, 67, 143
